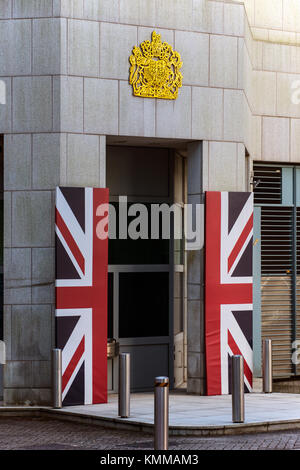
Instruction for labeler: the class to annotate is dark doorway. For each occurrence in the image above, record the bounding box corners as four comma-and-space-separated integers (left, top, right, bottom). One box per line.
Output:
106, 145, 174, 392
0, 136, 3, 399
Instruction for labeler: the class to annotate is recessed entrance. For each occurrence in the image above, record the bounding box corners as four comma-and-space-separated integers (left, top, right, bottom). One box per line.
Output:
106, 144, 186, 392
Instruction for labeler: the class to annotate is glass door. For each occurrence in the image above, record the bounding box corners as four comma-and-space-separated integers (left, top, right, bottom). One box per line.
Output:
107, 201, 173, 392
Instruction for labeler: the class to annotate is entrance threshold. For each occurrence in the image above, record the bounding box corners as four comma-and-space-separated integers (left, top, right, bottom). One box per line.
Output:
3, 393, 300, 437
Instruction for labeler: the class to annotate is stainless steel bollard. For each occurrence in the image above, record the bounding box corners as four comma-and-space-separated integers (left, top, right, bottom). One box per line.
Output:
118, 353, 130, 418
154, 376, 169, 451
52, 349, 62, 409
232, 355, 244, 423
262, 339, 272, 393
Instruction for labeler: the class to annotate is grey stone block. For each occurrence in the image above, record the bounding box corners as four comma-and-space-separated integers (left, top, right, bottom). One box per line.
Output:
156, 86, 192, 139
68, 19, 99, 77
13, 0, 52, 17
31, 305, 52, 360
11, 305, 52, 361
120, 0, 155, 26
208, 142, 239, 191
50, 190, 56, 248
84, 0, 119, 21
50, 305, 55, 349
3, 305, 11, 361
210, 35, 238, 89
187, 300, 201, 352
67, 134, 100, 187
187, 283, 201, 301
187, 250, 201, 284
0, 1, 11, 18
3, 361, 32, 387
199, 301, 205, 353
175, 31, 209, 86
32, 248, 55, 283
59, 134, 67, 186
84, 78, 118, 135
187, 378, 202, 395
13, 77, 52, 133
188, 375, 206, 395
100, 23, 138, 80
32, 134, 60, 190
4, 285, 31, 305
0, 20, 31, 75
0, 77, 11, 133
187, 352, 201, 378
4, 248, 31, 283
4, 387, 51, 406
32, 284, 54, 304
11, 305, 32, 360
57, 0, 84, 18
52, 0, 61, 16
156, 0, 196, 30
53, 77, 83, 133
119, 81, 155, 137
35, 388, 52, 405
4, 134, 31, 190
199, 352, 206, 376
12, 191, 52, 247
192, 87, 223, 141
3, 192, 11, 248
32, 361, 51, 388
33, 18, 67, 75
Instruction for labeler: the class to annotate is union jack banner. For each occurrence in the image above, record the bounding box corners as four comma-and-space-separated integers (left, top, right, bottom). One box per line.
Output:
55, 187, 109, 406
205, 192, 253, 396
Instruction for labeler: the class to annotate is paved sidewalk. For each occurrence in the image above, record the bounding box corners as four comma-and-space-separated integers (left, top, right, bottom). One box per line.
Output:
51, 392, 300, 435
0, 416, 300, 450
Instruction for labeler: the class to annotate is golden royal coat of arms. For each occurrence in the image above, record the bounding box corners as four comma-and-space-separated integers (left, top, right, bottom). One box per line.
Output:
129, 31, 183, 100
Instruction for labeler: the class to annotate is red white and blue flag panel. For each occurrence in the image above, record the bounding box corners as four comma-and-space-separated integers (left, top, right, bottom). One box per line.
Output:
55, 187, 109, 406
205, 191, 253, 396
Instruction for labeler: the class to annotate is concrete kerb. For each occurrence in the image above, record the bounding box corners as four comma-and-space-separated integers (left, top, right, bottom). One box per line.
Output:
1, 407, 300, 436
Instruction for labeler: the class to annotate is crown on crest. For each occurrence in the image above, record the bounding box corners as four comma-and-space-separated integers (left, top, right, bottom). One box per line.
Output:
129, 31, 183, 100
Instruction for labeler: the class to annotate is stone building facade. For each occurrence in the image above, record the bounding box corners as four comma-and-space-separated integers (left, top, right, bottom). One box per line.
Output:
1, 0, 300, 404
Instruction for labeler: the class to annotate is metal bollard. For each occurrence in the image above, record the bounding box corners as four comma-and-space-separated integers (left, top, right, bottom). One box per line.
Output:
262, 339, 272, 393
118, 353, 130, 418
154, 376, 169, 451
52, 349, 62, 409
232, 355, 244, 423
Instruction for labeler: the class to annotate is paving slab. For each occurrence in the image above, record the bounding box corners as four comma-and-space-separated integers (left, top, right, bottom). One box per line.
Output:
2, 392, 300, 436
45, 392, 300, 436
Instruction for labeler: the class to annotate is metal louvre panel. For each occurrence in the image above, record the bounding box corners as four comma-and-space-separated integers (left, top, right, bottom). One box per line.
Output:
260, 207, 293, 377
253, 166, 282, 205
296, 209, 300, 365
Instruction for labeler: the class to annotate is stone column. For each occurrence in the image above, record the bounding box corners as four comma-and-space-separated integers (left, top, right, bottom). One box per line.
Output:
186, 142, 206, 395
186, 141, 248, 395
1, 4, 65, 405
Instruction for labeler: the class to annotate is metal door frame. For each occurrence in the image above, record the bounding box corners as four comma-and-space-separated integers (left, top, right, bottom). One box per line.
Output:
108, 263, 174, 393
